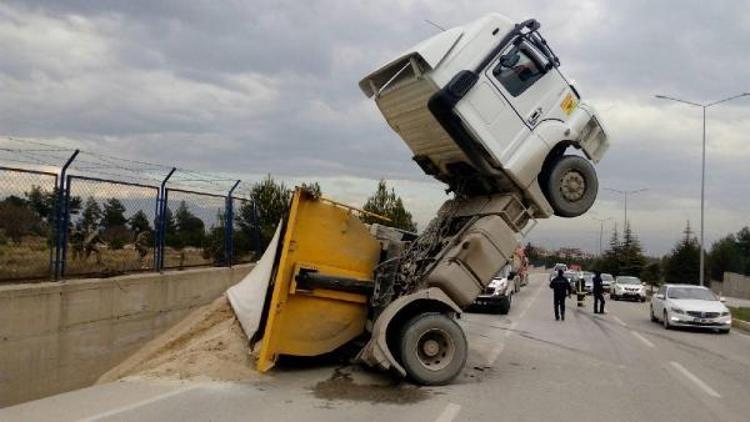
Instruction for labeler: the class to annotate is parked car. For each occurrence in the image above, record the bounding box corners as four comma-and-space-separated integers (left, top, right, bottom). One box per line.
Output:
470, 273, 514, 314
650, 284, 731, 333
601, 273, 614, 292
581, 271, 594, 293
611, 276, 646, 302
553, 263, 568, 273
563, 271, 579, 290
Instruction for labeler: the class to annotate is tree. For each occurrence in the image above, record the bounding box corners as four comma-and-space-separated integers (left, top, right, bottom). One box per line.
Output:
101, 198, 127, 230
300, 181, 322, 198
79, 197, 102, 232
641, 261, 662, 286
128, 210, 152, 234
664, 221, 701, 284
599, 226, 622, 276
174, 201, 205, 248
0, 196, 39, 243
619, 222, 646, 277
163, 206, 178, 247
708, 233, 746, 281
243, 175, 291, 251
361, 180, 417, 232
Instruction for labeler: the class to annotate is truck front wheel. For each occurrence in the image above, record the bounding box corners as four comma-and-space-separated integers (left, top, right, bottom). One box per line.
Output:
399, 313, 467, 385
543, 155, 598, 218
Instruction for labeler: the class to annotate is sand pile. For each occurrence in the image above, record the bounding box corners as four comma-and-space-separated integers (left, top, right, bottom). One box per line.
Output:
99, 295, 258, 383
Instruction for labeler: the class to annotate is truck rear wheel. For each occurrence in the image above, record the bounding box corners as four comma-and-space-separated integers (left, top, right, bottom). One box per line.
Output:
543, 155, 598, 218
399, 313, 467, 385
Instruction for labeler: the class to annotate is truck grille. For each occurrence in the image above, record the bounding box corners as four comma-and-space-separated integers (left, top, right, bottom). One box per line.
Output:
686, 311, 719, 318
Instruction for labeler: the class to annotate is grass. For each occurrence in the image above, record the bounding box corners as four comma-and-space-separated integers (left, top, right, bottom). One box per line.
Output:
0, 235, 243, 282
728, 306, 750, 322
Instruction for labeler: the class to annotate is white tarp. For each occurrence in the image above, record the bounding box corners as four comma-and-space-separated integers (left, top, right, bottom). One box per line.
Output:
226, 223, 281, 342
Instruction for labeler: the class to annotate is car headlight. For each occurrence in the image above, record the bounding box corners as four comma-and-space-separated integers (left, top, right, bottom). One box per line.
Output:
489, 278, 508, 293
670, 307, 685, 314
721, 311, 730, 317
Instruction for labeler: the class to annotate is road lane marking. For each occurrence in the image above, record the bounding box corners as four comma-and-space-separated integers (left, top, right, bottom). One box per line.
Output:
435, 403, 461, 422
80, 385, 199, 421
486, 343, 505, 365
669, 361, 721, 398
612, 315, 627, 327
630, 330, 655, 348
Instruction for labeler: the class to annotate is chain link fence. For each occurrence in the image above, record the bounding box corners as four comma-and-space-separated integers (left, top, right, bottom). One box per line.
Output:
0, 137, 261, 283
163, 188, 227, 270
63, 175, 159, 277
0, 167, 58, 281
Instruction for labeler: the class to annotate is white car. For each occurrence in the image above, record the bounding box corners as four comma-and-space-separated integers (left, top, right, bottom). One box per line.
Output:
650, 284, 731, 333
359, 14, 609, 218
611, 276, 646, 302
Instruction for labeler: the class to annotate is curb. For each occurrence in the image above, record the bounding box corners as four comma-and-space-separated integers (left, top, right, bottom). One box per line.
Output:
732, 318, 750, 332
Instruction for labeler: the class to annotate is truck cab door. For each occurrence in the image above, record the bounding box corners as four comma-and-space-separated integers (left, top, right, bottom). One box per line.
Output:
486, 39, 570, 132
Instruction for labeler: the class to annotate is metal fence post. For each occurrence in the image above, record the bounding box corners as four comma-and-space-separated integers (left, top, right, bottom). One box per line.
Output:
156, 167, 176, 272
54, 149, 79, 280
60, 175, 73, 277
225, 180, 241, 267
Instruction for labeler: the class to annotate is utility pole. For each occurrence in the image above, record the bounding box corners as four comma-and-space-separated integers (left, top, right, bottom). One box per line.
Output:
655, 92, 750, 286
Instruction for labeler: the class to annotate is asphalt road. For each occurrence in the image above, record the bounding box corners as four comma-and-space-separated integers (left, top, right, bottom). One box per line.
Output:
4, 272, 750, 422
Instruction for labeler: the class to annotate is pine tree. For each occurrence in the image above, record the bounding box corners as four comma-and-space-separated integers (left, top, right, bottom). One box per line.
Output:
128, 210, 152, 234
243, 175, 291, 251
361, 180, 417, 232
600, 225, 622, 275
102, 198, 127, 230
174, 201, 205, 248
664, 221, 701, 284
620, 221, 646, 277
79, 197, 102, 232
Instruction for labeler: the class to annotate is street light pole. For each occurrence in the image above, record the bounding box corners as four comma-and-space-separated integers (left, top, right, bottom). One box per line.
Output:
591, 217, 613, 256
655, 92, 750, 287
604, 188, 647, 231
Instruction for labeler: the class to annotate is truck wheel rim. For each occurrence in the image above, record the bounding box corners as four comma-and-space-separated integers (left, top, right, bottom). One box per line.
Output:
416, 328, 455, 371
560, 170, 586, 202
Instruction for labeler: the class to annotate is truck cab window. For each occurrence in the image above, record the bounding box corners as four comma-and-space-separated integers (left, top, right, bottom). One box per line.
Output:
492, 48, 546, 97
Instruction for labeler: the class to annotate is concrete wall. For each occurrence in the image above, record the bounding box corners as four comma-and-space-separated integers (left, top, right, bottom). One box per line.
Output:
0, 264, 253, 407
711, 272, 750, 299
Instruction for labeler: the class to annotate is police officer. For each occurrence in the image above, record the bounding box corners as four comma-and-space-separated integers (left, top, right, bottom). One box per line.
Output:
549, 269, 572, 320
592, 270, 605, 314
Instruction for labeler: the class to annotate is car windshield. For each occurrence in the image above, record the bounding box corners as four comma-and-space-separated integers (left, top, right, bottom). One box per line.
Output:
617, 277, 641, 285
667, 287, 717, 301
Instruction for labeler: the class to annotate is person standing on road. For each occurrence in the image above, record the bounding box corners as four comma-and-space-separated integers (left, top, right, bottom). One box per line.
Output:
549, 269, 572, 321
592, 271, 605, 314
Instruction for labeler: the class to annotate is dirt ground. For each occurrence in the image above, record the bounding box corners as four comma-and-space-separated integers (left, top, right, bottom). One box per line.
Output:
99, 295, 258, 383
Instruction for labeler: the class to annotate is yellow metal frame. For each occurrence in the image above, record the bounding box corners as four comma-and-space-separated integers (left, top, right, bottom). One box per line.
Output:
256, 189, 381, 372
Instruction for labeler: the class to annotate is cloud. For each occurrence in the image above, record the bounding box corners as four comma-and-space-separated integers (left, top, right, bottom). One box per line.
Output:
1, 0, 749, 255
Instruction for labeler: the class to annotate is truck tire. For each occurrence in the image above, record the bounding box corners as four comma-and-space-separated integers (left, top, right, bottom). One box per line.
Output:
399, 313, 467, 385
543, 155, 598, 218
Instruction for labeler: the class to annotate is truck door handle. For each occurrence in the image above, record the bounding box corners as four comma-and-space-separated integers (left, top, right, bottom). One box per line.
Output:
527, 107, 543, 125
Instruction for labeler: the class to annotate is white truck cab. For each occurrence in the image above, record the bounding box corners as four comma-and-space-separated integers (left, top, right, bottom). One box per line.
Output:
360, 14, 609, 218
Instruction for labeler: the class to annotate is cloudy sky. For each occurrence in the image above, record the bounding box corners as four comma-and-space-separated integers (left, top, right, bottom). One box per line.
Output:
1, 0, 749, 255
